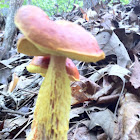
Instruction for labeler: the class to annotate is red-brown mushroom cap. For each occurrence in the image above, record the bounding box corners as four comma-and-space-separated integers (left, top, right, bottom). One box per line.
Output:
65, 58, 79, 81
27, 56, 79, 81
27, 56, 50, 75
15, 5, 105, 62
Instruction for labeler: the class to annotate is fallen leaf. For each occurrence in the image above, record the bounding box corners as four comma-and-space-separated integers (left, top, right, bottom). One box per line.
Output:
0, 121, 4, 131
86, 107, 115, 139
101, 13, 114, 29
70, 107, 85, 119
89, 64, 130, 83
130, 55, 140, 89
96, 31, 131, 67
4, 118, 28, 130
68, 125, 94, 140
8, 73, 19, 93
0, 62, 11, 85
113, 93, 140, 140
71, 77, 101, 105
132, 41, 140, 55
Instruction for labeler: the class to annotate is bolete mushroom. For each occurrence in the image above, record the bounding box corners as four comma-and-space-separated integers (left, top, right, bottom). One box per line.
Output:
27, 56, 79, 81
15, 5, 105, 140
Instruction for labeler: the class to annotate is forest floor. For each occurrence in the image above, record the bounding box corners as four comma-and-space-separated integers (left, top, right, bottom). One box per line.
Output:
0, 2, 140, 140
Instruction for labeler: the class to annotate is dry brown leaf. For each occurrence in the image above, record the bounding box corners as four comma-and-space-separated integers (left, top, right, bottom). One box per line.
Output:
8, 73, 19, 93
70, 107, 85, 119
71, 77, 101, 105
113, 93, 140, 140
89, 64, 130, 83
101, 13, 113, 29
0, 62, 11, 85
2, 117, 28, 139
86, 107, 115, 139
96, 31, 131, 67
71, 84, 88, 105
132, 41, 140, 55
130, 56, 140, 89
68, 125, 94, 140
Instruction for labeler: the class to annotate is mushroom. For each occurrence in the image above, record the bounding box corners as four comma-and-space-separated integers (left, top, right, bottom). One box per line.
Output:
15, 5, 105, 140
27, 56, 79, 81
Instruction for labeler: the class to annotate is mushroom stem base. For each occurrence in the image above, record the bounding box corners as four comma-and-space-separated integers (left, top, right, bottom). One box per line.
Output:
27, 56, 71, 140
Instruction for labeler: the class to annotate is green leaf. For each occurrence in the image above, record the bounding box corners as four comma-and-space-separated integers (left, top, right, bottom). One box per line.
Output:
0, 4, 9, 9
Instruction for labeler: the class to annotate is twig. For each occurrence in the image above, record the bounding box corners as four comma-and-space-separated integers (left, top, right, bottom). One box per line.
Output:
1, 109, 33, 116
114, 79, 125, 122
17, 93, 36, 110
19, 88, 38, 95
12, 117, 33, 140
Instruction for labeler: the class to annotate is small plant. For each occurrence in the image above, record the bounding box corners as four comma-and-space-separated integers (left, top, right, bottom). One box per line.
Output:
0, 0, 9, 9
23, 0, 83, 16
121, 0, 129, 4
108, 0, 129, 4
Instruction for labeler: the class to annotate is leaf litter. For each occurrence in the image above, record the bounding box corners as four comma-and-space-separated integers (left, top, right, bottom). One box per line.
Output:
0, 1, 140, 140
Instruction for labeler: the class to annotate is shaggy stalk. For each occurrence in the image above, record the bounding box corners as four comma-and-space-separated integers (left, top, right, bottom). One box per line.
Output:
27, 56, 71, 140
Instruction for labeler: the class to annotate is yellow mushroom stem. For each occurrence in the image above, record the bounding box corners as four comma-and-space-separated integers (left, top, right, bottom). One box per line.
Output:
27, 55, 71, 140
